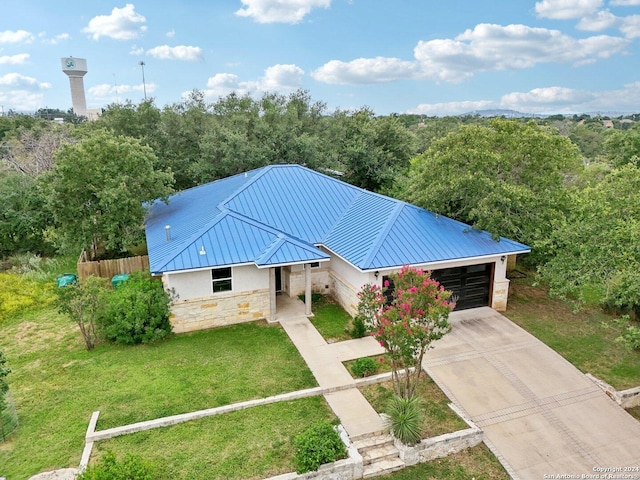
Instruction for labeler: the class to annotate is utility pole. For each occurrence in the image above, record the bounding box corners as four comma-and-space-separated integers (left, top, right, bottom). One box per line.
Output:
139, 61, 147, 100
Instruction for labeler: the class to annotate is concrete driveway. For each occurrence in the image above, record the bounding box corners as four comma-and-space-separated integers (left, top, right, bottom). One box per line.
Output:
423, 307, 640, 479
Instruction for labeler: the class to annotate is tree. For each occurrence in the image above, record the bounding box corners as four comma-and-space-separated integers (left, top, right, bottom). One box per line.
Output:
1, 124, 75, 176
357, 266, 454, 398
603, 122, 640, 168
329, 109, 416, 192
45, 129, 174, 256
407, 119, 582, 264
0, 172, 54, 256
56, 277, 108, 350
539, 163, 640, 309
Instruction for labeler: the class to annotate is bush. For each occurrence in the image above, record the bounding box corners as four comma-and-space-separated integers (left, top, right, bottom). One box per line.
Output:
604, 269, 640, 319
617, 321, 640, 350
293, 421, 347, 473
351, 357, 378, 378
386, 395, 424, 446
98, 272, 173, 345
349, 315, 367, 338
78, 451, 157, 480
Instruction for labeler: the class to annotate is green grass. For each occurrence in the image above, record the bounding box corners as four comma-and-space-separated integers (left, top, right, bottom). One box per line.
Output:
308, 295, 353, 342
93, 397, 336, 480
383, 443, 509, 479
505, 276, 640, 390
360, 374, 467, 438
0, 274, 317, 479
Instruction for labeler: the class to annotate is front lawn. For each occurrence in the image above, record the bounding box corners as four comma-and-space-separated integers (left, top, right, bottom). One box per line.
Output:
93, 397, 336, 479
307, 295, 353, 342
505, 276, 640, 390
0, 276, 316, 479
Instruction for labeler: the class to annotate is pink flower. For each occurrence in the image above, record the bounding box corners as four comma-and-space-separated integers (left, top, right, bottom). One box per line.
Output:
379, 357, 385, 363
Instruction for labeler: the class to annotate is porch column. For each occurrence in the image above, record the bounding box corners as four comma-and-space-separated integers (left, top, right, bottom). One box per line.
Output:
305, 263, 312, 316
269, 267, 277, 322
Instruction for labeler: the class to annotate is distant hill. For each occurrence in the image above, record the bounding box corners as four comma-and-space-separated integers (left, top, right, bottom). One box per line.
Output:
461, 109, 545, 118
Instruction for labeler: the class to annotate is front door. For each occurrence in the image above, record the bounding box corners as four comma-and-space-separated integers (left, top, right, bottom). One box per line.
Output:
275, 266, 282, 293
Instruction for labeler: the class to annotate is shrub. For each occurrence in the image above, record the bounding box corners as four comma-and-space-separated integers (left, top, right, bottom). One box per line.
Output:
98, 272, 173, 345
604, 269, 640, 319
617, 322, 640, 350
386, 395, 424, 446
57, 276, 108, 350
351, 357, 378, 378
349, 315, 367, 338
293, 421, 347, 473
78, 451, 156, 480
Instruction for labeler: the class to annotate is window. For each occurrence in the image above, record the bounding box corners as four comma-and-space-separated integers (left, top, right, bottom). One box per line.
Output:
382, 275, 395, 306
212, 267, 232, 293
310, 262, 320, 268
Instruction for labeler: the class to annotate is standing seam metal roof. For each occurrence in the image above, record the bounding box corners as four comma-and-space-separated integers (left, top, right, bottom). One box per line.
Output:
145, 164, 530, 274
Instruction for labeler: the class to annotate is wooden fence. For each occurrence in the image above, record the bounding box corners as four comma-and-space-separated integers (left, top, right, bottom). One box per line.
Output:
77, 250, 149, 280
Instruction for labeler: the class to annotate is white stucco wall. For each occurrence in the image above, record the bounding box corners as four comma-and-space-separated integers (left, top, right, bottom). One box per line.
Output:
164, 264, 270, 301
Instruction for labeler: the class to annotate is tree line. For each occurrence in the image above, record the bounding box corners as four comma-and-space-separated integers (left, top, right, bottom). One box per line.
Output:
1, 89, 639, 316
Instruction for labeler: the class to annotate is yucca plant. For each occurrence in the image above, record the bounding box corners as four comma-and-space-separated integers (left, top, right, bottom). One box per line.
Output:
386, 395, 424, 446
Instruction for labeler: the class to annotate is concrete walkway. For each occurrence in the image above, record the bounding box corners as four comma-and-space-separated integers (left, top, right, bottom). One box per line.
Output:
423, 307, 640, 479
276, 296, 386, 439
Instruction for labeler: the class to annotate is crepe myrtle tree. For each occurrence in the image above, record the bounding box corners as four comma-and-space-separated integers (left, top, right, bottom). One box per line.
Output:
357, 266, 454, 398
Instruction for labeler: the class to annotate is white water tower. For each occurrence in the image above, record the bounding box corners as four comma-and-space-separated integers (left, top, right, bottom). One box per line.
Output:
61, 57, 88, 117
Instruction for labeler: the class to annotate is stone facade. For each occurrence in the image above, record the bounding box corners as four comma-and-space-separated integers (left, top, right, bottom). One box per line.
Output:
330, 270, 360, 317
491, 278, 510, 312
287, 265, 331, 297
169, 289, 269, 333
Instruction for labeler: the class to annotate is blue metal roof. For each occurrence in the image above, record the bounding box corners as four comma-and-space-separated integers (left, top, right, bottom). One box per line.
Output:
145, 164, 530, 274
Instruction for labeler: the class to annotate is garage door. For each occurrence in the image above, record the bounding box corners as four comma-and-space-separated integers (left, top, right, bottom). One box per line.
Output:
430, 263, 492, 310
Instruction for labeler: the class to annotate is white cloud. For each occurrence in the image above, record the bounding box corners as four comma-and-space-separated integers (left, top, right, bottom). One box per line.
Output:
313, 23, 629, 86
500, 86, 595, 108
0, 73, 50, 89
610, 0, 640, 5
200, 64, 305, 99
408, 83, 640, 116
88, 82, 157, 101
620, 14, 640, 38
0, 73, 51, 111
414, 24, 628, 80
535, 0, 603, 19
0, 54, 30, 65
129, 45, 144, 56
40, 32, 71, 45
312, 57, 418, 85
576, 9, 619, 30
235, 0, 331, 24
261, 64, 305, 89
0, 29, 34, 44
408, 100, 495, 116
146, 45, 203, 61
166, 29, 175, 38
82, 4, 147, 40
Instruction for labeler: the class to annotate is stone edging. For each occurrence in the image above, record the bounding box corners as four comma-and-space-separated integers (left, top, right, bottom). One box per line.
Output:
586, 373, 640, 409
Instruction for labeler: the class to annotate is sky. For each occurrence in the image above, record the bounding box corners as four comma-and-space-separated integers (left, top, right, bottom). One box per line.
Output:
1, 0, 640, 116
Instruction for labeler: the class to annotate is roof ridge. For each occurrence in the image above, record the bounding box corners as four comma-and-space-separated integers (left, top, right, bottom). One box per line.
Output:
359, 201, 406, 270
218, 165, 274, 209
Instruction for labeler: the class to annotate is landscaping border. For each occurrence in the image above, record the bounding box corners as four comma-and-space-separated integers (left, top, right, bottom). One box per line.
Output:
586, 373, 640, 409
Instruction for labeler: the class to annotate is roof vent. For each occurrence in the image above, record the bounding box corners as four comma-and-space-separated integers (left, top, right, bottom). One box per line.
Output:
244, 172, 247, 178
165, 225, 171, 242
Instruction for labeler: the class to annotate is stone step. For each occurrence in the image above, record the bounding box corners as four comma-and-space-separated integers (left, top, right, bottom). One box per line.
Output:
352, 433, 394, 453
362, 458, 405, 478
361, 443, 400, 466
